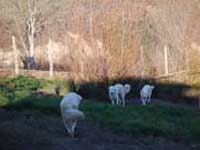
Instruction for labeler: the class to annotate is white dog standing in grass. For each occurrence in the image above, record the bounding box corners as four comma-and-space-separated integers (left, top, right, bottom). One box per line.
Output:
108, 83, 131, 107
140, 85, 155, 105
60, 92, 84, 138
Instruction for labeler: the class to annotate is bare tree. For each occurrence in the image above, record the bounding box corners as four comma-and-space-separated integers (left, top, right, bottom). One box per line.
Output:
0, 0, 65, 69
146, 0, 196, 73
1, 0, 199, 80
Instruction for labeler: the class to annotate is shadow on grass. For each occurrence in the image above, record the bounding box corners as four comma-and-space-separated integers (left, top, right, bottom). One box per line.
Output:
2, 76, 199, 110
71, 77, 200, 107
4, 93, 61, 114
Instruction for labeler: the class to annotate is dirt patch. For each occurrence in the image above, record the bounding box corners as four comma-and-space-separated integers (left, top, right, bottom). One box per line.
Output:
0, 109, 199, 150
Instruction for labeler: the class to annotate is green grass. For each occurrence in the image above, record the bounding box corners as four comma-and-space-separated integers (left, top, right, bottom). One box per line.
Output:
0, 76, 200, 141
6, 94, 60, 113
81, 101, 200, 141
2, 92, 200, 141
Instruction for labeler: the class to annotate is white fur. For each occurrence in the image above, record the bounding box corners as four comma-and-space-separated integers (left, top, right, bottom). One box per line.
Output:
108, 85, 117, 106
108, 83, 131, 107
140, 85, 155, 105
60, 92, 83, 111
62, 108, 84, 138
60, 92, 84, 138
124, 84, 131, 94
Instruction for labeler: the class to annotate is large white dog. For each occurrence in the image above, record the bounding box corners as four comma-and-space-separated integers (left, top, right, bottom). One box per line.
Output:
108, 83, 131, 107
140, 85, 155, 105
60, 92, 84, 138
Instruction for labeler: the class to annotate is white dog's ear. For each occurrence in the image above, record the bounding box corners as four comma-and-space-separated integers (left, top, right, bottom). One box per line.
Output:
151, 85, 155, 90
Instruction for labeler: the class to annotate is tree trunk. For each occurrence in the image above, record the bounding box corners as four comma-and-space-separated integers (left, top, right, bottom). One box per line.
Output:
12, 36, 19, 75
27, 22, 36, 69
48, 39, 54, 79
27, 0, 36, 70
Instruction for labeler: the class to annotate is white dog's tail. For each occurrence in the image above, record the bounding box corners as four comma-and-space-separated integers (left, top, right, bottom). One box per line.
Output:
124, 84, 131, 94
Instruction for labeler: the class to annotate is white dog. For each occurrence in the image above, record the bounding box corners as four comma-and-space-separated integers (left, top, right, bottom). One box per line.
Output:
140, 85, 155, 105
108, 83, 131, 107
60, 92, 84, 138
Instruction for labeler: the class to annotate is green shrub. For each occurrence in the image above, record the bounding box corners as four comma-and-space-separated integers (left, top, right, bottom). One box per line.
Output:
0, 78, 14, 92
0, 95, 10, 106
11, 75, 41, 90
6, 94, 61, 113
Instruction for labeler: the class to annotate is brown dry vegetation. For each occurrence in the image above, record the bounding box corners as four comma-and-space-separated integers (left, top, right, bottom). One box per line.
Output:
0, 0, 200, 82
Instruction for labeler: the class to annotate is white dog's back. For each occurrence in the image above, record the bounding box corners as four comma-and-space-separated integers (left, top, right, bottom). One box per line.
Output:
60, 92, 83, 111
108, 83, 131, 106
140, 85, 154, 97
140, 85, 154, 105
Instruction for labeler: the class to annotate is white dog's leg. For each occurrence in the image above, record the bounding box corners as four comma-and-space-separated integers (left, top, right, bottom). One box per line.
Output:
71, 121, 77, 138
64, 120, 71, 135
116, 94, 119, 105
121, 94, 125, 107
111, 98, 115, 106
145, 97, 148, 105
147, 96, 151, 103
68, 121, 74, 138
122, 97, 125, 107
141, 97, 146, 105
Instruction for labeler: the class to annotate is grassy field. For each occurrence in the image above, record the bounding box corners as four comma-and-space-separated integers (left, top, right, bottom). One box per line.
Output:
0, 76, 200, 142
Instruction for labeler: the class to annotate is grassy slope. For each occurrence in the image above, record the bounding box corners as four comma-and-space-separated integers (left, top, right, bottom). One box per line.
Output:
2, 93, 200, 141
0, 76, 200, 141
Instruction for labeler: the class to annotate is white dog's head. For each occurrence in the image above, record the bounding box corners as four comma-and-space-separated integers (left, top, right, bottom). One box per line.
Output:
108, 86, 116, 97
124, 84, 131, 94
150, 85, 155, 90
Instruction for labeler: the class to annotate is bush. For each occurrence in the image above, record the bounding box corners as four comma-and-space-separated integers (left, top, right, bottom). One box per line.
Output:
11, 75, 41, 90
0, 95, 10, 106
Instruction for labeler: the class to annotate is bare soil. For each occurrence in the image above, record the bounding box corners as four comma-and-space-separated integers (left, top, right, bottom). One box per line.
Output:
0, 108, 199, 150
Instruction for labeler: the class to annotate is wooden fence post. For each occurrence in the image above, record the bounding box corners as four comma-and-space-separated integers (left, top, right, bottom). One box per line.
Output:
164, 45, 169, 75
12, 36, 19, 75
48, 39, 54, 79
